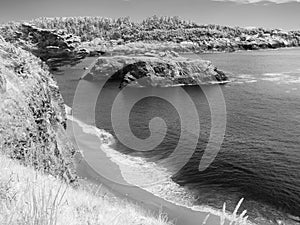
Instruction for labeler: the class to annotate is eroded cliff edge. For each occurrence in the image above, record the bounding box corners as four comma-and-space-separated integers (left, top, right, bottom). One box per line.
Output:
0, 23, 88, 69
0, 38, 77, 183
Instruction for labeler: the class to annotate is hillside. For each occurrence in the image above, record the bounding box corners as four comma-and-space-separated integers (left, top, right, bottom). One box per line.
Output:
0, 37, 77, 183
0, 154, 172, 225
2, 16, 299, 53
0, 37, 175, 225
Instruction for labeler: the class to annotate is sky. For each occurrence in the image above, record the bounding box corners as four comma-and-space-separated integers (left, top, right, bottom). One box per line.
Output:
1, 0, 300, 30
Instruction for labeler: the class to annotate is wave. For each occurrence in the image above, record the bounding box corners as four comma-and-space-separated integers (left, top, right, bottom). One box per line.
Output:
231, 74, 258, 85
237, 74, 255, 80
261, 77, 284, 82
100, 136, 253, 222
245, 80, 258, 83
66, 114, 115, 156
261, 73, 300, 84
232, 71, 300, 85
67, 112, 255, 224
263, 73, 283, 77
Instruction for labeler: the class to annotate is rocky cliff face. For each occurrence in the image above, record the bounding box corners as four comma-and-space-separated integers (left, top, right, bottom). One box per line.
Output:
83, 52, 228, 87
0, 39, 77, 183
1, 23, 88, 69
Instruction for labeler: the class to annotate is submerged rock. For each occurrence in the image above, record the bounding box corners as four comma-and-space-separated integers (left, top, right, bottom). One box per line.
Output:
0, 39, 77, 183
83, 53, 228, 87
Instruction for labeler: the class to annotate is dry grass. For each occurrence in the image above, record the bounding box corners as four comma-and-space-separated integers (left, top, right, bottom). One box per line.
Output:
0, 154, 251, 225
202, 198, 250, 225
0, 155, 172, 225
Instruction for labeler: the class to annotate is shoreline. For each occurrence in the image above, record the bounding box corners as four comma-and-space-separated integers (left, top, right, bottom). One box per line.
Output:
65, 109, 252, 225
87, 44, 300, 58
58, 51, 300, 225
185, 46, 300, 55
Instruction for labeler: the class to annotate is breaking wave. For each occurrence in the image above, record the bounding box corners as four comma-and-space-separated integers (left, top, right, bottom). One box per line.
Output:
261, 72, 300, 84
68, 113, 254, 224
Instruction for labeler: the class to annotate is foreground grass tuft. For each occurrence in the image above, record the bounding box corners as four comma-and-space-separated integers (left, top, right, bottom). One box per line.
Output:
0, 153, 252, 225
0, 155, 172, 225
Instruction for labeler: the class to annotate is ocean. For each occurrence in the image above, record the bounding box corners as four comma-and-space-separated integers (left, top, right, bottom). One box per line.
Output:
54, 48, 300, 225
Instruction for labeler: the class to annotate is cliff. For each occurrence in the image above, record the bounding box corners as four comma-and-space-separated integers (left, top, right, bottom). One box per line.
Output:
0, 38, 77, 183
0, 23, 88, 69
83, 52, 228, 87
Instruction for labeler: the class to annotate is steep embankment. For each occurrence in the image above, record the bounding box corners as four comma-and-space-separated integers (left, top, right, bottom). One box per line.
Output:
0, 37, 174, 225
0, 152, 173, 225
0, 38, 76, 183
83, 53, 228, 87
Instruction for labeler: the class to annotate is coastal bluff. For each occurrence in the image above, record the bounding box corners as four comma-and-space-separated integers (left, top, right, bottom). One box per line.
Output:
25, 16, 300, 53
0, 23, 88, 69
2, 16, 300, 68
0, 39, 77, 183
82, 53, 228, 87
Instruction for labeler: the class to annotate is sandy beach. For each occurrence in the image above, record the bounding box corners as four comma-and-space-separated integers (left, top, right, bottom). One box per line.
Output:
66, 114, 238, 225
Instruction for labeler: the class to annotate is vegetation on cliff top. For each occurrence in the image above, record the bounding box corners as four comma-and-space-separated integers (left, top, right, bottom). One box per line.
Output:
3, 16, 299, 52
1, 16, 300, 69
27, 16, 300, 42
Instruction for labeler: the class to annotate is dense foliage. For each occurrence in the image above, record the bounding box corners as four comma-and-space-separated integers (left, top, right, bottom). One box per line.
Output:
0, 16, 298, 41
28, 16, 201, 41
0, 39, 77, 183
1, 16, 300, 53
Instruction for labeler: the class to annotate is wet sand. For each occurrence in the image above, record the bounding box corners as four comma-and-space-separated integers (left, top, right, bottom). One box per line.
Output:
66, 116, 234, 225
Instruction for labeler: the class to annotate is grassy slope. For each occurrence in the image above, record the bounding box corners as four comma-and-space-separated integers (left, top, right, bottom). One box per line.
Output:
0, 31, 249, 225
0, 36, 174, 225
0, 38, 172, 225
0, 37, 77, 183
0, 154, 172, 225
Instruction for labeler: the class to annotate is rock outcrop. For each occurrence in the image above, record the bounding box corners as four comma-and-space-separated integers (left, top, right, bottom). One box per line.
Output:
0, 39, 77, 183
1, 23, 88, 69
83, 52, 228, 87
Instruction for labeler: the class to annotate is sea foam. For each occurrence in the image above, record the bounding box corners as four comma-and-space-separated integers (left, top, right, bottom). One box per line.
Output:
67, 113, 254, 224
